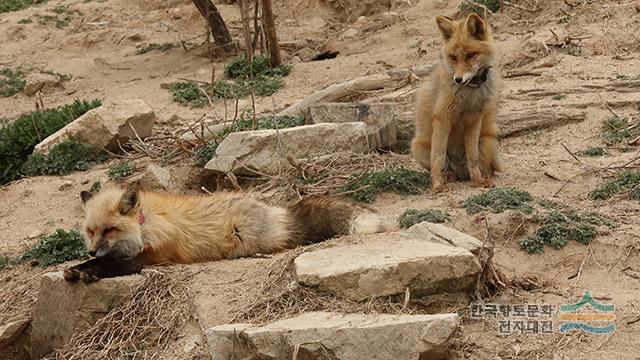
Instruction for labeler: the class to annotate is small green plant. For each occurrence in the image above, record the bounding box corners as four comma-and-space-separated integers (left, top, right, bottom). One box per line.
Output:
36, 13, 71, 28
41, 69, 72, 82
0, 0, 37, 13
224, 54, 292, 78
576, 146, 607, 157
52, 4, 69, 13
519, 211, 615, 253
464, 187, 534, 215
398, 209, 451, 228
18, 18, 32, 24
170, 81, 210, 108
89, 180, 101, 193
0, 99, 102, 184
21, 140, 107, 177
108, 160, 135, 180
552, 95, 566, 100
566, 47, 582, 56
340, 167, 429, 203
194, 141, 218, 166
601, 116, 640, 145
0, 67, 26, 97
136, 42, 178, 55
0, 255, 13, 270
589, 171, 640, 200
20, 228, 88, 266
459, 0, 500, 14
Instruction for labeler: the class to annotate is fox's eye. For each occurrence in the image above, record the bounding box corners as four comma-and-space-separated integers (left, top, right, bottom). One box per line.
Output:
449, 55, 457, 63
103, 227, 117, 235
466, 52, 477, 60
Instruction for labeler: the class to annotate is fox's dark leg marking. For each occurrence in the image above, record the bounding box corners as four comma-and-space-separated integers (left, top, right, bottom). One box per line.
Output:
63, 254, 145, 283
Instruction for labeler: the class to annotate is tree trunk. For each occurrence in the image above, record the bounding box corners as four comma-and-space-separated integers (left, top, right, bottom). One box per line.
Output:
261, 0, 281, 67
238, 0, 254, 65
191, 0, 234, 52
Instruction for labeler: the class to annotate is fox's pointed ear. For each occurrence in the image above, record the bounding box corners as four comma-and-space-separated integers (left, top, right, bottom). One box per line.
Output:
80, 191, 93, 206
118, 188, 140, 215
436, 16, 455, 41
465, 13, 488, 40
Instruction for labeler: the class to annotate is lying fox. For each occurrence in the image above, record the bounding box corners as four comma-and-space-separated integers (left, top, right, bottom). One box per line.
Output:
64, 186, 385, 282
411, 13, 502, 192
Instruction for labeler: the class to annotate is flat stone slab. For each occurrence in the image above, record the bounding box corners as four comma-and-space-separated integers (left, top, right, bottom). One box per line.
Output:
294, 235, 481, 300
206, 311, 458, 360
406, 222, 484, 255
30, 272, 143, 359
204, 122, 370, 176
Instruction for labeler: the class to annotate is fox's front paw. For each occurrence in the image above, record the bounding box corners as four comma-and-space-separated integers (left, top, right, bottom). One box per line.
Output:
431, 180, 451, 193
63, 267, 81, 282
471, 177, 494, 188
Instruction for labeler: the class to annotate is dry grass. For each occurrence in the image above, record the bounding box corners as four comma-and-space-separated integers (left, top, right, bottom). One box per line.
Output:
0, 265, 48, 323
48, 269, 194, 360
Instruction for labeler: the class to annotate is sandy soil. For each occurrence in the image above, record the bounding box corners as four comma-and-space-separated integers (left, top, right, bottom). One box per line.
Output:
1, 0, 640, 359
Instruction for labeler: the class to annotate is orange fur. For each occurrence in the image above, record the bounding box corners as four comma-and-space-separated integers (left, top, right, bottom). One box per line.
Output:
411, 13, 503, 192
79, 186, 385, 267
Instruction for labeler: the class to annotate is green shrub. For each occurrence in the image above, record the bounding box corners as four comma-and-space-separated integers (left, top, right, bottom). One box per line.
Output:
224, 54, 292, 79
0, 0, 37, 13
519, 211, 615, 254
589, 171, 640, 200
21, 140, 107, 176
576, 147, 607, 157
0, 255, 13, 270
194, 141, 218, 166
398, 209, 450, 228
464, 187, 534, 214
601, 116, 640, 145
0, 99, 102, 184
459, 0, 500, 14
20, 228, 88, 266
340, 167, 429, 203
0, 67, 26, 97
108, 160, 135, 180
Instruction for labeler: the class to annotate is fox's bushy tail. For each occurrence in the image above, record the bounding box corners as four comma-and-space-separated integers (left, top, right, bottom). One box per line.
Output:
286, 195, 386, 245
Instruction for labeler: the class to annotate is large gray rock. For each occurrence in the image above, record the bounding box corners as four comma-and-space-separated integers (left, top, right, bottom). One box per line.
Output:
206, 312, 458, 360
34, 99, 156, 155
406, 222, 484, 255
294, 234, 481, 300
29, 272, 143, 359
133, 164, 172, 190
204, 122, 369, 176
308, 102, 397, 148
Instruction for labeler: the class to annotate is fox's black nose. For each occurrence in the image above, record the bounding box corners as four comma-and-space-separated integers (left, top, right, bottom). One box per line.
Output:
89, 250, 96, 257
454, 77, 463, 84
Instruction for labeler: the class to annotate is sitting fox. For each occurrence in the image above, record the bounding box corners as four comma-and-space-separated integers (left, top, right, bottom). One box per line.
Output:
411, 13, 502, 192
64, 186, 386, 282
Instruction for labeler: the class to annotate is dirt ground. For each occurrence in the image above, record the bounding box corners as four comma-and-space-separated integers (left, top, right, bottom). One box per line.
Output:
1, 0, 640, 359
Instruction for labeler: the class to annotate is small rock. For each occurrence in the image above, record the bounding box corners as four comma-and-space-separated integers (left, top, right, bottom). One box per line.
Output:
206, 312, 458, 360
136, 164, 172, 190
407, 222, 484, 255
34, 99, 156, 155
30, 272, 143, 359
24, 73, 61, 96
294, 233, 481, 300
340, 28, 360, 40
204, 122, 370, 176
28, 230, 43, 239
58, 180, 73, 191
0, 318, 30, 350
205, 324, 253, 359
